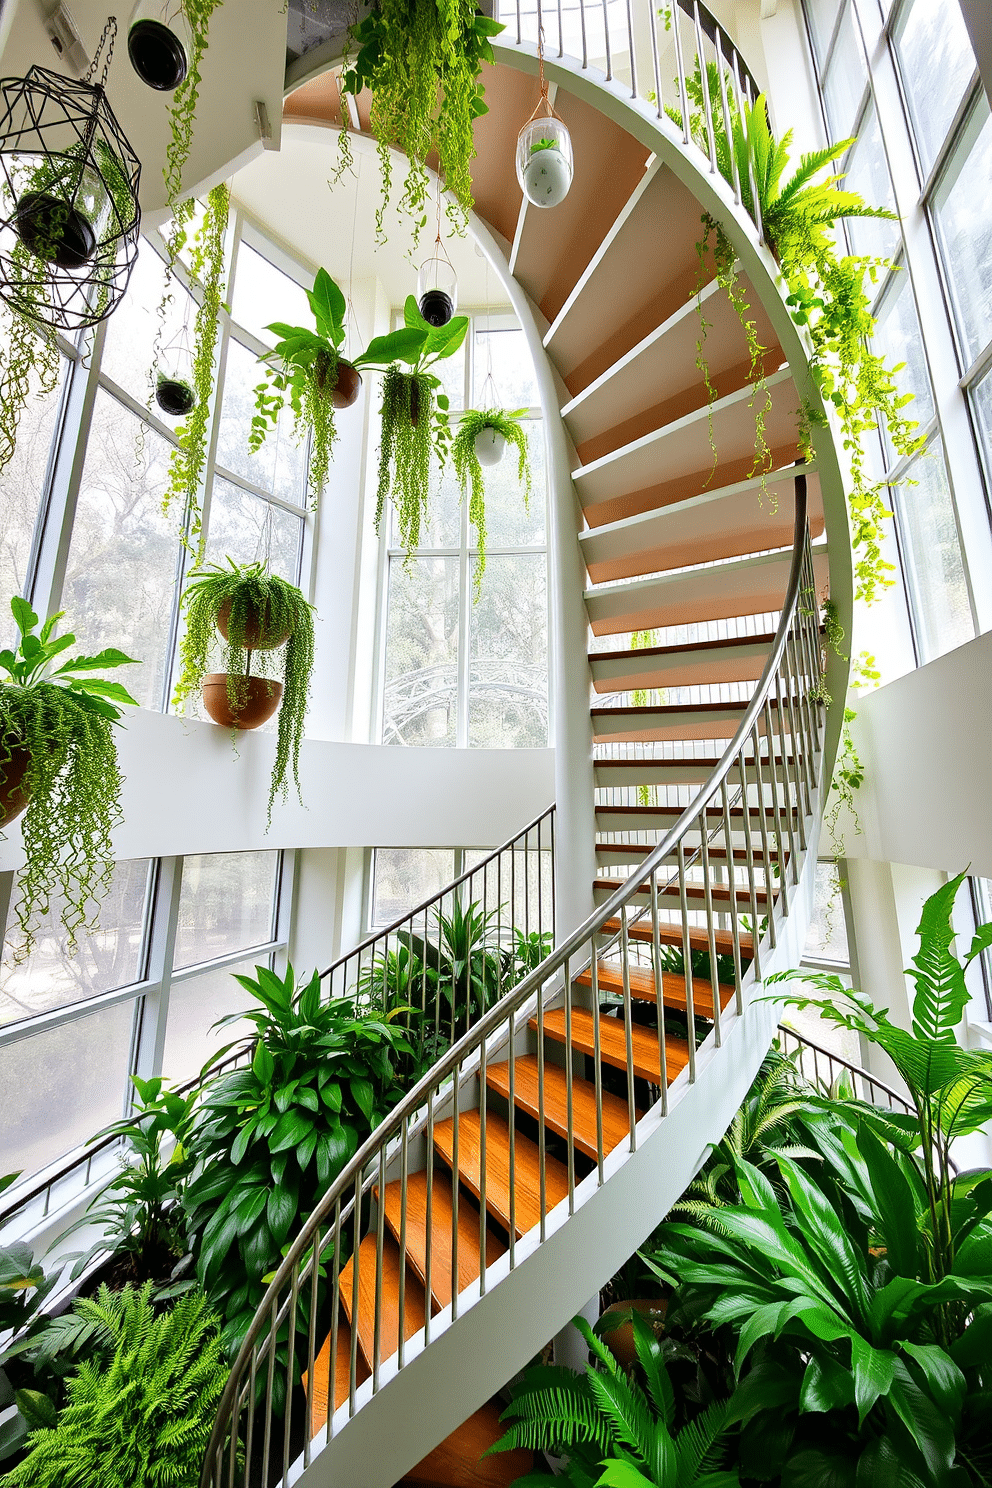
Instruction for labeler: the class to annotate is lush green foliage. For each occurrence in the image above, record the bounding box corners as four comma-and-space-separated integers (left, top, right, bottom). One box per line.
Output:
252, 267, 426, 502
451, 408, 533, 596
161, 2, 225, 230
0, 597, 138, 959
183, 962, 412, 1354
173, 559, 315, 824
0, 312, 59, 482
339, 0, 503, 241
62, 1076, 196, 1285
0, 1242, 61, 1465
375, 297, 468, 557
490, 1312, 739, 1487
1, 1283, 229, 1488
161, 184, 230, 548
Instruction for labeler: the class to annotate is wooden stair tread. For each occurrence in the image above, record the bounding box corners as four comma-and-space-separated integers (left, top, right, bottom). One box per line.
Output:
433, 1110, 570, 1238
304, 1317, 370, 1435
594, 878, 774, 905
533, 1007, 690, 1085
376, 1169, 507, 1312
486, 1054, 638, 1161
339, 1233, 427, 1368
575, 961, 733, 1019
596, 842, 771, 865
600, 917, 752, 956
399, 1398, 532, 1487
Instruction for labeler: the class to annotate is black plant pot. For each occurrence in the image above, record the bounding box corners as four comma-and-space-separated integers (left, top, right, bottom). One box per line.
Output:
419, 289, 454, 328
156, 377, 196, 417
128, 19, 188, 90
13, 191, 95, 270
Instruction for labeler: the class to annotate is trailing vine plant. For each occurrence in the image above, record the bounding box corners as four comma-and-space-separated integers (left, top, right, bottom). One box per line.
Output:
336, 0, 503, 244
173, 560, 315, 824
160, 183, 230, 550
161, 3, 225, 228
375, 297, 468, 557
450, 408, 532, 595
0, 597, 139, 961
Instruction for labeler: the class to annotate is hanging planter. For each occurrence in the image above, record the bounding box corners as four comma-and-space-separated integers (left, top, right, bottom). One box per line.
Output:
127, 0, 193, 90
173, 560, 315, 825
451, 408, 533, 595
252, 267, 428, 504
516, 116, 573, 209
474, 426, 506, 466
0, 595, 139, 961
154, 318, 196, 416
416, 234, 458, 328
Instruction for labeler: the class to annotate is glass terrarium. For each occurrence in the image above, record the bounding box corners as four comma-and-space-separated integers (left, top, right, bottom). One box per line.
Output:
516, 116, 573, 208
417, 249, 458, 328
12, 154, 114, 270
127, 0, 193, 91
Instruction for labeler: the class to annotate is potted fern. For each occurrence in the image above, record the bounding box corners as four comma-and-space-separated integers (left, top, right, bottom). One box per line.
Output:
451, 408, 533, 593
0, 596, 139, 959
251, 267, 427, 504
376, 296, 469, 557
173, 560, 315, 823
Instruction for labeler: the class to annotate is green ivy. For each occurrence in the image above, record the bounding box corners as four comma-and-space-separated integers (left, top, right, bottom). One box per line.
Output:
161, 2, 225, 228
450, 407, 532, 595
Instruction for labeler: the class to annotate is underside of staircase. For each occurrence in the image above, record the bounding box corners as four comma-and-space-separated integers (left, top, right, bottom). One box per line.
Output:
207, 27, 851, 1488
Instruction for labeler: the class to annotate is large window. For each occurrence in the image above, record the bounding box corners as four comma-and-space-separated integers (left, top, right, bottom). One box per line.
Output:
378, 316, 549, 748
803, 0, 990, 665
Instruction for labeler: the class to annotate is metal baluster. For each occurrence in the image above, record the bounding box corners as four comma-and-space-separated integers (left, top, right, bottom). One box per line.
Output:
692, 1, 718, 173
372, 1150, 386, 1391
620, 906, 637, 1148
771, 676, 800, 882
564, 952, 575, 1212
397, 1119, 409, 1369
785, 629, 814, 822
602, 0, 613, 81
761, 700, 789, 908
557, 0, 563, 57
714, 22, 740, 202
349, 1171, 361, 1415
624, 0, 638, 97
479, 1032, 488, 1294
748, 723, 774, 955
649, 0, 663, 117
424, 1092, 434, 1347
579, 0, 588, 69
721, 776, 745, 1011
537, 959, 547, 1239
537, 818, 543, 957
733, 51, 763, 242
259, 1302, 277, 1488
303, 1228, 320, 1469
451, 1061, 460, 1321
650, 873, 668, 1116
244, 1349, 258, 1483
699, 805, 722, 1047
550, 809, 557, 939
327, 1199, 342, 1443
677, 837, 697, 1082
672, 0, 690, 143
779, 640, 809, 850
508, 1003, 517, 1260
281, 1264, 299, 1488
591, 944, 605, 1180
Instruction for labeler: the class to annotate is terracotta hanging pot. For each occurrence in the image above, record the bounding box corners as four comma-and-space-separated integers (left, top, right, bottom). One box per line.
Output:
599, 1299, 668, 1369
215, 598, 290, 651
330, 358, 362, 409
0, 743, 33, 828
202, 674, 283, 730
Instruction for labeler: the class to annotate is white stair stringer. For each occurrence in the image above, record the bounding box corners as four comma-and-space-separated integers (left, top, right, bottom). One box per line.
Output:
296, 851, 817, 1488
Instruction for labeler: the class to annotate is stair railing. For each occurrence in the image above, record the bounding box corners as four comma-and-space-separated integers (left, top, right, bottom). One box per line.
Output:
201, 473, 826, 1488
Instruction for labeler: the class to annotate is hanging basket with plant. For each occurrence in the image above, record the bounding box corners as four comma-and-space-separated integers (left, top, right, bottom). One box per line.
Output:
376, 295, 468, 556
0, 596, 139, 960
173, 560, 315, 824
451, 407, 533, 594
337, 0, 503, 242
251, 267, 427, 504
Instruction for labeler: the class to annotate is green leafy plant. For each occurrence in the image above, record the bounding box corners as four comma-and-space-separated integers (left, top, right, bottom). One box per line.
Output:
173, 559, 315, 824
183, 962, 413, 1355
375, 296, 469, 557
251, 267, 427, 503
1, 1283, 230, 1488
489, 1312, 739, 1487
160, 183, 230, 550
161, 3, 225, 233
338, 0, 503, 241
451, 408, 533, 595
530, 137, 561, 154
0, 1243, 60, 1465
0, 596, 139, 960
61, 1076, 196, 1286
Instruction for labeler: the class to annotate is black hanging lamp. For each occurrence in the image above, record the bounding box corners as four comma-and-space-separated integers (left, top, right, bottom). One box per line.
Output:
416, 195, 458, 327
127, 1, 191, 91
0, 17, 141, 333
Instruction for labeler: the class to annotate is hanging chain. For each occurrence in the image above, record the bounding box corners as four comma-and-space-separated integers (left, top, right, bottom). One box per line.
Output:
83, 16, 119, 89
525, 4, 562, 123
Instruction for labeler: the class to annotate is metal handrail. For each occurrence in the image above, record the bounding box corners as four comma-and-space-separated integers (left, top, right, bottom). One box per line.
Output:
777, 1023, 913, 1114
201, 467, 826, 1486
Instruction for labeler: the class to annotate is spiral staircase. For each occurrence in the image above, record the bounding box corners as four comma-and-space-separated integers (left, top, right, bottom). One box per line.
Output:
202, 8, 852, 1487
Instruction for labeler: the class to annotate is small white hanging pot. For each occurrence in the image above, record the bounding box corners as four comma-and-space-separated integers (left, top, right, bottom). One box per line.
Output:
475, 426, 506, 467
516, 116, 574, 209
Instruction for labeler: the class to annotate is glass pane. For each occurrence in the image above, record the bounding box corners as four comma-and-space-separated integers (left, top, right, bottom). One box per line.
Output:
805, 0, 843, 64
932, 99, 992, 369
895, 0, 977, 175
174, 851, 279, 970
473, 418, 546, 548
216, 338, 308, 504
383, 556, 460, 746
966, 364, 992, 501
472, 326, 541, 411
0, 860, 151, 1027
0, 1000, 134, 1180
844, 106, 901, 262
0, 359, 66, 649
822, 2, 868, 138
779, 983, 864, 1066
230, 242, 312, 349
896, 439, 975, 662
161, 956, 261, 1086
871, 269, 934, 452
61, 392, 178, 711
204, 477, 303, 581
389, 460, 462, 550
101, 238, 194, 402
803, 860, 850, 963
434, 336, 467, 413
469, 553, 548, 747
371, 847, 457, 926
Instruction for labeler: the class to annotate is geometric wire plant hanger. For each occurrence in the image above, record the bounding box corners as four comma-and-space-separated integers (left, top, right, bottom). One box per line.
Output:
0, 16, 141, 333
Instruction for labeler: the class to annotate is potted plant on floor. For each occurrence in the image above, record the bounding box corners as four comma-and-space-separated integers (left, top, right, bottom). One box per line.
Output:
376, 296, 469, 557
172, 559, 315, 823
251, 267, 427, 504
451, 407, 533, 593
0, 596, 139, 958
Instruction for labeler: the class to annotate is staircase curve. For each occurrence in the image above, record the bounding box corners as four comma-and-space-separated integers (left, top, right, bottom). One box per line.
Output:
203, 7, 853, 1486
